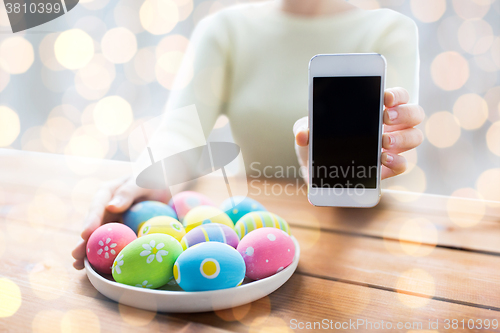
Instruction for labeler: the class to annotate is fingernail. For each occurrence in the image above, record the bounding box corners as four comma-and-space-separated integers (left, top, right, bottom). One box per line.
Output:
390, 92, 396, 104
108, 197, 123, 207
387, 135, 394, 146
385, 153, 393, 163
388, 110, 398, 121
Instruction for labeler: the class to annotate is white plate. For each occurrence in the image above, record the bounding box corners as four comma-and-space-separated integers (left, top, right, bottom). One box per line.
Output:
84, 236, 300, 313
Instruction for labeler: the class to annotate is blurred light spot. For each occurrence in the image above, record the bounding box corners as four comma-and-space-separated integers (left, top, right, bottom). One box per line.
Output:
215, 303, 251, 322
425, 111, 461, 148
118, 303, 156, 326
399, 218, 437, 257
66, 125, 109, 159
61, 309, 100, 333
238, 296, 271, 326
287, 212, 320, 250
55, 29, 95, 70
32, 310, 64, 333
101, 27, 137, 64
29, 259, 70, 300
476, 168, 500, 202
0, 106, 20, 147
453, 0, 490, 19
458, 19, 493, 55
0, 1, 10, 27
474, 52, 498, 72
28, 189, 70, 229
389, 165, 427, 196
347, 0, 380, 10
0, 278, 22, 318
396, 269, 435, 308
93, 96, 133, 136
400, 148, 417, 173
39, 33, 65, 71
45, 117, 76, 142
486, 121, 500, 156
0, 229, 5, 259
213, 115, 229, 129
248, 317, 294, 333
140, 0, 179, 35
75, 54, 115, 100
73, 16, 108, 42
431, 52, 469, 91
173, 0, 194, 21
0, 36, 34, 74
484, 86, 500, 123
453, 93, 488, 130
491, 37, 500, 70
410, 0, 446, 23
447, 188, 485, 227
114, 0, 144, 34
133, 48, 156, 84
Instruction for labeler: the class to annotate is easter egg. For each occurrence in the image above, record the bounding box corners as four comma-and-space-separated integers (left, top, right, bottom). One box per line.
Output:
169, 191, 216, 222
87, 223, 137, 275
138, 216, 186, 242
237, 227, 295, 280
180, 223, 239, 250
183, 205, 234, 233
122, 201, 177, 234
112, 234, 183, 289
234, 211, 290, 239
220, 196, 266, 224
173, 242, 245, 291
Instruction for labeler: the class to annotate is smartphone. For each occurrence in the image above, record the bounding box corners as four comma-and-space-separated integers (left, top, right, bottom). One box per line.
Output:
308, 53, 386, 207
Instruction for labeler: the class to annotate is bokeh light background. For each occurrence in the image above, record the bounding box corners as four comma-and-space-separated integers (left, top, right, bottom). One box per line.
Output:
0, 0, 499, 200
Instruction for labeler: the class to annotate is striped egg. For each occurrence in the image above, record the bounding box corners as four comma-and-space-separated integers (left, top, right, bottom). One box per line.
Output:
220, 196, 266, 224
234, 211, 290, 239
180, 223, 239, 250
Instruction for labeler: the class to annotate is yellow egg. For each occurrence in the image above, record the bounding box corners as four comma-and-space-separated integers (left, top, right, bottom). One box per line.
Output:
138, 216, 185, 242
183, 205, 234, 233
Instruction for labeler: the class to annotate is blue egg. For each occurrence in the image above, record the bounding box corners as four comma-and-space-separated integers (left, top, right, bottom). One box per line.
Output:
220, 196, 266, 224
123, 201, 178, 234
173, 242, 245, 291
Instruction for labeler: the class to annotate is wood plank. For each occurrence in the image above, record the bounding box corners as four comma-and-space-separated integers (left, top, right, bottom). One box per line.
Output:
1, 219, 499, 333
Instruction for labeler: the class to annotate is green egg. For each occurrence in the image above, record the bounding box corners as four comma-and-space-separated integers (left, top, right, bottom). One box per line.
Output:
112, 234, 183, 289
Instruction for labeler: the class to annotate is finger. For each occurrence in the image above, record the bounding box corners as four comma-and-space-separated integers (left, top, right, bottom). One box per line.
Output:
73, 259, 84, 270
381, 152, 407, 179
106, 180, 142, 214
295, 130, 309, 147
384, 104, 424, 129
72, 239, 87, 260
382, 128, 423, 154
293, 117, 309, 146
384, 87, 410, 108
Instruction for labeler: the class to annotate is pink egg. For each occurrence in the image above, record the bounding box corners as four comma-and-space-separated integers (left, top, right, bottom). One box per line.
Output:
237, 227, 295, 280
87, 223, 137, 275
168, 191, 216, 222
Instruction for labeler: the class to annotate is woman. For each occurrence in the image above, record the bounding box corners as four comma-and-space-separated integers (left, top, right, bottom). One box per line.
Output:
72, 0, 424, 269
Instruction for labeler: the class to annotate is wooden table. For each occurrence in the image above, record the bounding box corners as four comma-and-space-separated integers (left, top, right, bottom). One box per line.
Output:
1, 149, 500, 332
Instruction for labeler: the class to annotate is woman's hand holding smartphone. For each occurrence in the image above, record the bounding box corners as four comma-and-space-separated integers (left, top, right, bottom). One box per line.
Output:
294, 54, 424, 207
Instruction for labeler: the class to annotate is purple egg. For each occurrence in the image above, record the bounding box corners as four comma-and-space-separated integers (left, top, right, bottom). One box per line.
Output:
180, 223, 239, 250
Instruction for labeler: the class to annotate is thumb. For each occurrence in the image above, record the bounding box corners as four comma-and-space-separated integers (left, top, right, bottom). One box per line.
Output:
293, 117, 309, 183
106, 180, 141, 213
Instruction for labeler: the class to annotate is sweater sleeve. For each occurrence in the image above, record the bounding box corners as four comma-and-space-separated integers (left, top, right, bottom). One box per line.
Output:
373, 12, 420, 104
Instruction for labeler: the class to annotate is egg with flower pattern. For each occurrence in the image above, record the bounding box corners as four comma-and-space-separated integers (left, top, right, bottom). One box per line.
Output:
173, 242, 245, 291
168, 191, 216, 222
234, 211, 290, 239
237, 227, 295, 280
122, 201, 177, 234
87, 223, 137, 275
220, 196, 266, 224
180, 223, 239, 250
112, 234, 183, 289
138, 216, 186, 242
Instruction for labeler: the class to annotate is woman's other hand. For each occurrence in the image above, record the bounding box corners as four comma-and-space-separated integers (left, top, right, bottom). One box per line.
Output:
71, 177, 169, 270
293, 87, 424, 183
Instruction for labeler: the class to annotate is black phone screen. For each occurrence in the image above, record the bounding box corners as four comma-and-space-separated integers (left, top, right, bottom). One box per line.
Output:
312, 76, 382, 189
